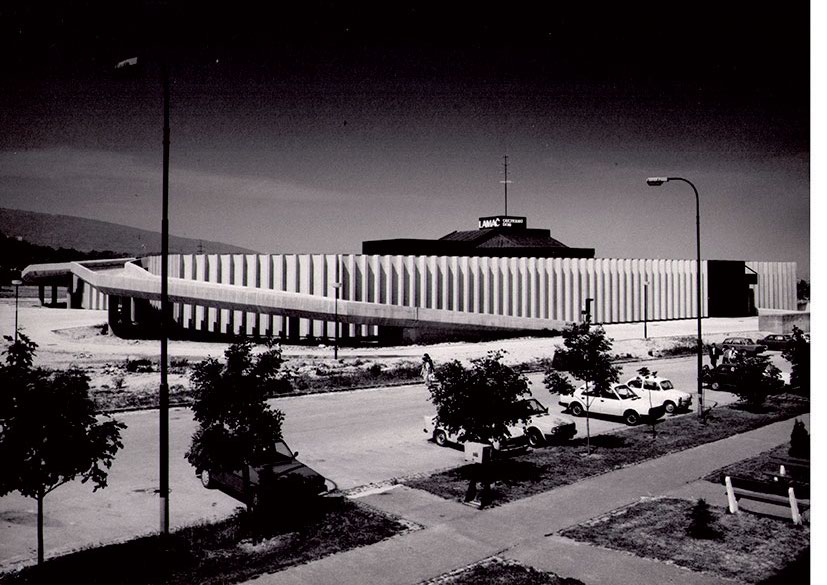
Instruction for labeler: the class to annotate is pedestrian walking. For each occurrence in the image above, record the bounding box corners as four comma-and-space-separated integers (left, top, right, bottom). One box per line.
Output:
421, 353, 435, 387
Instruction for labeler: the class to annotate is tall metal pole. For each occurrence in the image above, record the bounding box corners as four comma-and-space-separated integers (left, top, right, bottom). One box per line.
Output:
643, 281, 648, 340
12, 279, 22, 343
646, 176, 703, 420
332, 282, 342, 361
159, 60, 171, 534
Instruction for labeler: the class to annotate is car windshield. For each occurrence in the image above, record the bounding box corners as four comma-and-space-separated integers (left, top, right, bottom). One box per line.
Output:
521, 399, 547, 415
660, 380, 674, 390
614, 385, 637, 399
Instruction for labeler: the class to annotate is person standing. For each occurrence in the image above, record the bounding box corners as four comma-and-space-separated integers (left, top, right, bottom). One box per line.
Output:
421, 353, 435, 387
708, 343, 720, 368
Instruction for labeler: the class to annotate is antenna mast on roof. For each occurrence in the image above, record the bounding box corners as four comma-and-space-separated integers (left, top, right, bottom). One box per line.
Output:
500, 154, 513, 215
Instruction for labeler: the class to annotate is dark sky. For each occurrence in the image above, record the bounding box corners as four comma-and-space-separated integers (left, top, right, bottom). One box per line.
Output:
0, 2, 811, 275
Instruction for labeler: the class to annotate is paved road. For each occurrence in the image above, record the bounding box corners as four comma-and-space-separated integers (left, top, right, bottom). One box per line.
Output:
0, 352, 790, 568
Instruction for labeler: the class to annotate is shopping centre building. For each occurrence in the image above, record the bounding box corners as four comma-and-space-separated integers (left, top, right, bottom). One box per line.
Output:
22, 215, 798, 343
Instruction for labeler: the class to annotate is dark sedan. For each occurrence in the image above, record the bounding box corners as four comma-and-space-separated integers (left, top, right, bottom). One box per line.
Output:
758, 334, 794, 351
702, 364, 739, 390
197, 439, 330, 509
721, 337, 766, 355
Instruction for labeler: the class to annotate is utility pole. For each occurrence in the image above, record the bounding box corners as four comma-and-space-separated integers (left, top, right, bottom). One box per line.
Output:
159, 59, 171, 535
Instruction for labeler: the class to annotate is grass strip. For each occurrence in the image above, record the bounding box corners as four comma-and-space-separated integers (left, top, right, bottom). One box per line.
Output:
560, 498, 809, 584
424, 557, 583, 585
0, 498, 406, 585
405, 396, 809, 505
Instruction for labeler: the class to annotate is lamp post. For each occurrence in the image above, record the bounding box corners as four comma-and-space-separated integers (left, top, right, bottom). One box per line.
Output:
11, 279, 22, 343
331, 282, 342, 360
646, 176, 703, 420
643, 279, 649, 340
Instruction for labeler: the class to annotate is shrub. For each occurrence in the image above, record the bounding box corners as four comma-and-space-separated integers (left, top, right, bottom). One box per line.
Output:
789, 419, 809, 459
729, 354, 784, 409
782, 327, 810, 396
124, 358, 153, 373
112, 375, 125, 390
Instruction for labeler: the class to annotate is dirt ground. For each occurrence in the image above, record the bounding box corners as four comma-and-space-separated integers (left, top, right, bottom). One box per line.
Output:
0, 298, 768, 408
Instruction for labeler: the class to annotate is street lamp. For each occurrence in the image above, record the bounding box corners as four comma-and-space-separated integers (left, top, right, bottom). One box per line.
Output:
642, 279, 649, 340
646, 176, 704, 420
331, 282, 342, 360
11, 279, 22, 343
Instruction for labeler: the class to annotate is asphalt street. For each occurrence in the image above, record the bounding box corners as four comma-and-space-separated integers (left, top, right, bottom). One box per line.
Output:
0, 352, 790, 568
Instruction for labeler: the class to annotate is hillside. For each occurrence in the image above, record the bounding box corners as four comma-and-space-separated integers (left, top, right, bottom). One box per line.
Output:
0, 208, 257, 256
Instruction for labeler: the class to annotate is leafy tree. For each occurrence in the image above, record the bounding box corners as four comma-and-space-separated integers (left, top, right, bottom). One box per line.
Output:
782, 326, 810, 396
429, 351, 531, 506
0, 334, 126, 564
544, 320, 620, 454
796, 279, 809, 301
729, 353, 784, 409
687, 498, 720, 539
185, 339, 287, 512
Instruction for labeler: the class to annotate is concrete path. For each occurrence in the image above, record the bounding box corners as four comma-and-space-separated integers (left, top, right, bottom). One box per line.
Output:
251, 414, 808, 585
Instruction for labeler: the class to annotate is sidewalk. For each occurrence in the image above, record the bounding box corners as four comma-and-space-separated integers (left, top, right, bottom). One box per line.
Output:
252, 414, 807, 585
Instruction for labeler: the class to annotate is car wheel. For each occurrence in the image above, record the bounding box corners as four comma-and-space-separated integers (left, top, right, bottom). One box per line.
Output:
711, 382, 720, 390
527, 428, 545, 448
664, 401, 676, 415
434, 430, 448, 447
200, 469, 214, 489
624, 410, 640, 426
570, 402, 584, 417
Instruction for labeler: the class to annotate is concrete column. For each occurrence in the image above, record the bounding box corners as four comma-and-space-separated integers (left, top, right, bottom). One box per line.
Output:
406, 256, 416, 307
439, 256, 449, 310
417, 256, 427, 310
459, 256, 469, 312
480, 257, 491, 314
428, 256, 439, 309
451, 256, 460, 311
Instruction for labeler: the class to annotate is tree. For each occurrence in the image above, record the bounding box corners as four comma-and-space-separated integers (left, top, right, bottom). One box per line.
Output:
789, 419, 809, 459
729, 352, 784, 409
185, 339, 286, 512
544, 320, 620, 454
796, 279, 809, 301
0, 334, 126, 564
782, 326, 810, 396
428, 351, 531, 506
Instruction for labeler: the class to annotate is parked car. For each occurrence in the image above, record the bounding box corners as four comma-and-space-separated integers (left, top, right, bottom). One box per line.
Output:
423, 415, 529, 453
625, 375, 692, 414
197, 438, 330, 508
514, 398, 577, 447
721, 337, 766, 355
558, 383, 666, 426
757, 334, 794, 351
702, 363, 739, 390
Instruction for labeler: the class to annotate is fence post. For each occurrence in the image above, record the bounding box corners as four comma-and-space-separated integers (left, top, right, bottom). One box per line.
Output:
725, 476, 739, 514
789, 487, 801, 525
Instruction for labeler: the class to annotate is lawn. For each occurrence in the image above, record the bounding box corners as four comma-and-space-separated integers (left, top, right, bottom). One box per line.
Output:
560, 498, 809, 584
405, 396, 809, 505
703, 443, 809, 484
425, 557, 583, 585
0, 498, 408, 585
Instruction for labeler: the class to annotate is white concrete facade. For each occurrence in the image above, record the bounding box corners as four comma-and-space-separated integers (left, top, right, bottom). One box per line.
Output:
78, 254, 797, 338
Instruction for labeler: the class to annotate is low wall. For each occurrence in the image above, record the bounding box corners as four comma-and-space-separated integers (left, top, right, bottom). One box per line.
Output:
757, 309, 810, 334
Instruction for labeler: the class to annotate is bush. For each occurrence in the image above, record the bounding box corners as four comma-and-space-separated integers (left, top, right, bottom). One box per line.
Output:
782, 327, 810, 396
124, 358, 154, 373
729, 354, 784, 409
789, 419, 809, 459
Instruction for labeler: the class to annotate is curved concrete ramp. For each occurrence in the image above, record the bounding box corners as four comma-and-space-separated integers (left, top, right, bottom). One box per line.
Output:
23, 260, 569, 335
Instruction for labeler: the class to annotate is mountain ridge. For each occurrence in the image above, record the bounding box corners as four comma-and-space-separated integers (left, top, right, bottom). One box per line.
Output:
0, 208, 258, 256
